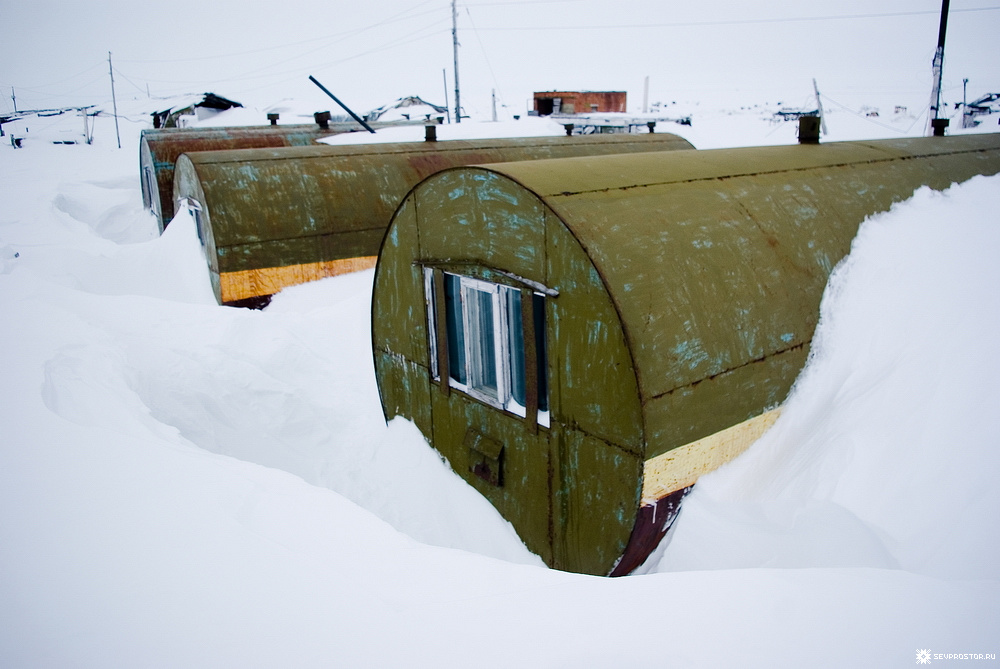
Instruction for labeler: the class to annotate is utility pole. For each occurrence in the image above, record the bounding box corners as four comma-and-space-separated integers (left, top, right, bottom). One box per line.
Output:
928, 0, 950, 136
11, 87, 16, 113
108, 51, 121, 148
962, 77, 970, 128
452, 0, 461, 123
442, 68, 451, 123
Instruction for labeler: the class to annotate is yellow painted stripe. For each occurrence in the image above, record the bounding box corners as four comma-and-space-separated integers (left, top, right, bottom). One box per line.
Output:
220, 256, 378, 303
641, 407, 781, 504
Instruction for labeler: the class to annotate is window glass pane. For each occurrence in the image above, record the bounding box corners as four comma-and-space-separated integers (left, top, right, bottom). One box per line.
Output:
468, 286, 498, 398
506, 287, 526, 407
533, 293, 548, 413
435, 271, 547, 421
444, 273, 466, 385
424, 269, 438, 379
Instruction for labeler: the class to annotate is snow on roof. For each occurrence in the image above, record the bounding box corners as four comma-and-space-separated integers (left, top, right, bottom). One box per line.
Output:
365, 96, 448, 123
318, 115, 569, 145
151, 92, 242, 116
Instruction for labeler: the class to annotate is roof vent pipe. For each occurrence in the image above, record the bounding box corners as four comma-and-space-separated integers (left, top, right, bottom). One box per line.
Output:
564, 123, 574, 136
798, 115, 821, 144
425, 124, 437, 142
314, 111, 331, 130
647, 121, 656, 134
267, 113, 279, 126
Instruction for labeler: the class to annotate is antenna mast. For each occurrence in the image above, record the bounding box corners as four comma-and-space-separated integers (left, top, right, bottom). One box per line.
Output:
452, 0, 461, 123
813, 78, 828, 136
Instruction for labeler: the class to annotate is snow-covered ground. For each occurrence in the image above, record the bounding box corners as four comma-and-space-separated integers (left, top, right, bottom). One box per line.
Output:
2, 103, 999, 667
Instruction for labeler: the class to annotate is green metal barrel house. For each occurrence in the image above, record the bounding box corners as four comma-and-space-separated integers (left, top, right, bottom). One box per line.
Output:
171, 132, 695, 307
141, 124, 329, 232
140, 118, 435, 232
371, 133, 1000, 576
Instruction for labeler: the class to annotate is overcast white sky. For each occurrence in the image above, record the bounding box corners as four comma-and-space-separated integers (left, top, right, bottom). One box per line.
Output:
2, 0, 997, 120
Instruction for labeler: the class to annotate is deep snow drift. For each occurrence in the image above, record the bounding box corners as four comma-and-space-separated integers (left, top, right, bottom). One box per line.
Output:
1, 106, 998, 667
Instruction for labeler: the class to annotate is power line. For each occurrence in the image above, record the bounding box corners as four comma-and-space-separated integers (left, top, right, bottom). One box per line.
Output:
117, 1, 442, 65
469, 6, 1000, 31
112, 67, 149, 96
130, 20, 449, 92
224, 16, 448, 84
1, 61, 106, 92
464, 5, 507, 116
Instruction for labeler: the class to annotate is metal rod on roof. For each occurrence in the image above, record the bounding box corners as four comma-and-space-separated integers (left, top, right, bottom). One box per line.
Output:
936, 0, 950, 52
928, 0, 951, 136
308, 76, 376, 134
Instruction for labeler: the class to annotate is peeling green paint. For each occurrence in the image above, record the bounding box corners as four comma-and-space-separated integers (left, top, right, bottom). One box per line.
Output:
174, 134, 695, 288
373, 134, 1000, 575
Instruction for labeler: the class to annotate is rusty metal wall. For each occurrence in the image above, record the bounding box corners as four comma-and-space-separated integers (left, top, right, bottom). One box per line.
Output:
140, 120, 431, 231
371, 133, 1000, 575
141, 125, 330, 231
172, 133, 695, 305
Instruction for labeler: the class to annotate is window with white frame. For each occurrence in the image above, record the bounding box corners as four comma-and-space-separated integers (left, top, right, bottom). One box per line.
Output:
425, 269, 548, 425
178, 197, 205, 245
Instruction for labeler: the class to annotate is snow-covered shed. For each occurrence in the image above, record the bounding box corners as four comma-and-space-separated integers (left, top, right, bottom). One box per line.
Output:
371, 134, 1000, 575
365, 96, 449, 123
171, 133, 694, 307
150, 93, 243, 129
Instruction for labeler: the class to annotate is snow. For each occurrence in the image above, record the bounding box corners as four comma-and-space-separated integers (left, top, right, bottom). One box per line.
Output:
655, 179, 1000, 581
2, 102, 999, 667
315, 113, 571, 145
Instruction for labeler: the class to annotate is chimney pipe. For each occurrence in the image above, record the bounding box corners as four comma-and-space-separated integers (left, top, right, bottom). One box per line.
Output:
267, 113, 279, 126
314, 111, 331, 130
563, 123, 574, 136
425, 125, 437, 142
798, 115, 821, 144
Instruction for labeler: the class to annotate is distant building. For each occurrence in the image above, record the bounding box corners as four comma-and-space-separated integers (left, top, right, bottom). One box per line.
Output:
365, 96, 449, 123
1, 106, 97, 147
151, 93, 243, 128
532, 91, 626, 116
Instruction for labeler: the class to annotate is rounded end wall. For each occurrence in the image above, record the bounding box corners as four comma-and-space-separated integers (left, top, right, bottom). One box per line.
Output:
173, 153, 222, 304
372, 167, 645, 575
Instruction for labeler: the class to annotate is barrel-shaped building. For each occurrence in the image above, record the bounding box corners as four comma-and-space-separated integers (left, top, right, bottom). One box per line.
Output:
142, 120, 434, 231
371, 134, 1000, 576
171, 133, 695, 307
141, 125, 331, 231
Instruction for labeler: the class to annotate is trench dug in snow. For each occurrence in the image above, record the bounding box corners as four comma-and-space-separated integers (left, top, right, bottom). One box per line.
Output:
109, 176, 1000, 580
